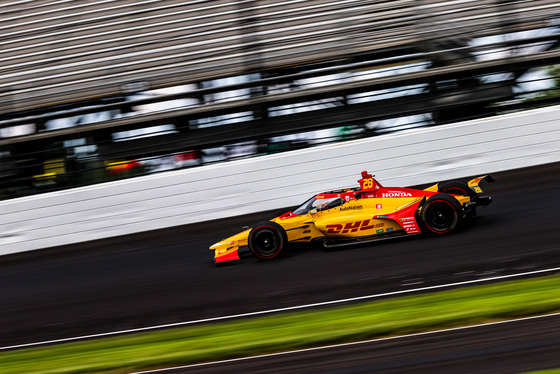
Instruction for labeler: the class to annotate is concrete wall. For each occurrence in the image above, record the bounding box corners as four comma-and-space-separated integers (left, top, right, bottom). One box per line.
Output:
2, 105, 560, 255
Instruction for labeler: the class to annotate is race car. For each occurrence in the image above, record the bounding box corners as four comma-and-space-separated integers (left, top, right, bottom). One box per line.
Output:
210, 171, 493, 263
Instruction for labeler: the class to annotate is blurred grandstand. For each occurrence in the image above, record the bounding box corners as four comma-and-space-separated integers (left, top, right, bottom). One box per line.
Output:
1, 0, 559, 199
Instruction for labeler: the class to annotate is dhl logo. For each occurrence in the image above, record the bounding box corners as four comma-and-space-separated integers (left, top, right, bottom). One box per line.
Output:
326, 220, 384, 234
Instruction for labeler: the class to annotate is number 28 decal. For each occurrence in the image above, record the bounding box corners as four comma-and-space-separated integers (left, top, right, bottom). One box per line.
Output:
361, 178, 375, 190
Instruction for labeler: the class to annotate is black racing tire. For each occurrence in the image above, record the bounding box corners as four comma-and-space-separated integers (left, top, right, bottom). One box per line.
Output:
421, 194, 463, 235
248, 221, 288, 260
438, 181, 476, 198
438, 180, 477, 223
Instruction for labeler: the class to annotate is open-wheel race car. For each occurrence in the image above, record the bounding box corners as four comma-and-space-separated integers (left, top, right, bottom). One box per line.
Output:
210, 171, 494, 263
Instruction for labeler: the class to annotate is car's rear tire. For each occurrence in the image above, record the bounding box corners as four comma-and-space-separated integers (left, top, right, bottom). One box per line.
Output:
248, 221, 288, 259
421, 194, 463, 234
438, 180, 477, 223
438, 181, 476, 198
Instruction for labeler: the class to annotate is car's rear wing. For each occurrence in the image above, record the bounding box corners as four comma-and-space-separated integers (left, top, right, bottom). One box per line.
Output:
467, 175, 495, 194
423, 175, 495, 194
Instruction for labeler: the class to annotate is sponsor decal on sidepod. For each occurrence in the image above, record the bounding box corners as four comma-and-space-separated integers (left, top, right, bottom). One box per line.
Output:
382, 192, 413, 197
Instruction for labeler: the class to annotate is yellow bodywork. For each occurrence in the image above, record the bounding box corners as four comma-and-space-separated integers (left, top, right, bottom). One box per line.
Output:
209, 229, 250, 261
210, 195, 465, 262
210, 174, 487, 263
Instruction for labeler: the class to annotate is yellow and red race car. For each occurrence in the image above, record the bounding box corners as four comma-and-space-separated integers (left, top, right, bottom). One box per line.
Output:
210, 171, 494, 263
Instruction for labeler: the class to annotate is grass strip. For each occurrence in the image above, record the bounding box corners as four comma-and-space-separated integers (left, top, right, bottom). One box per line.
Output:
2, 274, 560, 374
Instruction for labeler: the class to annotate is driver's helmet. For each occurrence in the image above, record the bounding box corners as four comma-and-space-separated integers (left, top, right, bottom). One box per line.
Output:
316, 203, 328, 211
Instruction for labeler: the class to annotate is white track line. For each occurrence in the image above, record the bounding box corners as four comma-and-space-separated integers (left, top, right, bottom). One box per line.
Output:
131, 312, 560, 373
1, 266, 559, 351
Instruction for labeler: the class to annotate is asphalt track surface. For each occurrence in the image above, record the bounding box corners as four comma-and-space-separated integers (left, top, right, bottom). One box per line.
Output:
1, 163, 560, 371
152, 314, 560, 374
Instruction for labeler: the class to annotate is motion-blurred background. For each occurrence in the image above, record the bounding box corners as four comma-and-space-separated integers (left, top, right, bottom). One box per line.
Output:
1, 0, 559, 199
2, 4, 560, 373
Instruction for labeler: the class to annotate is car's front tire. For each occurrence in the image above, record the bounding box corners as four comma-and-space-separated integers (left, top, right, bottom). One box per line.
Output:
248, 221, 287, 260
